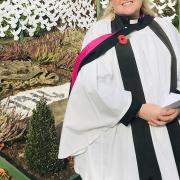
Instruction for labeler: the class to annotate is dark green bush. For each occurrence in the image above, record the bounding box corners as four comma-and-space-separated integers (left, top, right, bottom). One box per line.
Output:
24, 97, 66, 175
172, 15, 179, 29
0, 0, 5, 3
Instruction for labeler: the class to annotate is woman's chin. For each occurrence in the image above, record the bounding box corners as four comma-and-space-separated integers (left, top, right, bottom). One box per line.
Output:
120, 11, 140, 19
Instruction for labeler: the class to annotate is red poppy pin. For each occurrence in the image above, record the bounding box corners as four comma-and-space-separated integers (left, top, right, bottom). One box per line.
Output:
118, 34, 128, 44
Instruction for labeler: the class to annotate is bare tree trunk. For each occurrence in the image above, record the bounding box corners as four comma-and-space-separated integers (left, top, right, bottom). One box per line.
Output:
178, 0, 180, 31
95, 0, 102, 19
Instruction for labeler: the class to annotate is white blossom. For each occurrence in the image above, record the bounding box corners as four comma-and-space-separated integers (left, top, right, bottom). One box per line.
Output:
0, 0, 96, 40
0, 25, 9, 37
100, 0, 109, 9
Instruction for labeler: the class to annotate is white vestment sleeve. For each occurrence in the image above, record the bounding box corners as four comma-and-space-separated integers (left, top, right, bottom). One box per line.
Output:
58, 61, 132, 158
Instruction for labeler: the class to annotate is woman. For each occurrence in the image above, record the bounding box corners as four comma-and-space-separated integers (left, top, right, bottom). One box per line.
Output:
58, 0, 180, 179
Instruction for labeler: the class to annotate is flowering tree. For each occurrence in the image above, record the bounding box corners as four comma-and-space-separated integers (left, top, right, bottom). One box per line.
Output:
0, 0, 96, 40
151, 0, 177, 22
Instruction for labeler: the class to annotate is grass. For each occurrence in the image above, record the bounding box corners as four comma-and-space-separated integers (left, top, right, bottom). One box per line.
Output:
0, 37, 32, 46
0, 38, 14, 46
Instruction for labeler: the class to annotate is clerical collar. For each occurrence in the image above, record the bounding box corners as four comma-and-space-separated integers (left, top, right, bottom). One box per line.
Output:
111, 14, 146, 32
129, 19, 139, 24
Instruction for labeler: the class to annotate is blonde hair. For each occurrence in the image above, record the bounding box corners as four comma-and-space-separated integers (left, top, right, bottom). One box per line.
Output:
101, 0, 156, 20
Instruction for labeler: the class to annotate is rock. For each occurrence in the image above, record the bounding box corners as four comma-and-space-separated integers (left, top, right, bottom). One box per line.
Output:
49, 99, 68, 142
0, 60, 60, 98
49, 99, 68, 126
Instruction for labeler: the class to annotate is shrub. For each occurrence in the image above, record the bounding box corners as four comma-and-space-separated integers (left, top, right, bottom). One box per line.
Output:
0, 31, 63, 63
0, 99, 27, 143
24, 97, 66, 175
0, 29, 84, 66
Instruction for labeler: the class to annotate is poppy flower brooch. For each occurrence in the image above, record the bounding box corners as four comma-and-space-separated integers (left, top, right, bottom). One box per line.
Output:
118, 34, 128, 44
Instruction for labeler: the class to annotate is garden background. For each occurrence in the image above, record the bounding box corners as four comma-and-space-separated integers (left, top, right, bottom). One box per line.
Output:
0, 0, 179, 179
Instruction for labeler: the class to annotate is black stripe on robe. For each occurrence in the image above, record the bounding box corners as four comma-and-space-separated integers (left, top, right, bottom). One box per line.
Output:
149, 21, 180, 177
111, 15, 162, 180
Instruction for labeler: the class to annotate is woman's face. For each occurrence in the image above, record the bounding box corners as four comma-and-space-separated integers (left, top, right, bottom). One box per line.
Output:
111, 0, 142, 19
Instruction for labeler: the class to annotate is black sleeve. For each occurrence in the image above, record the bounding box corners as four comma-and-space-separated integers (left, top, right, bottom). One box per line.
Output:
119, 95, 142, 126
174, 89, 180, 94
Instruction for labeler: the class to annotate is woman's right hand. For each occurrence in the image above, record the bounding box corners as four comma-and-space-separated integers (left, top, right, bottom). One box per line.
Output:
137, 103, 179, 126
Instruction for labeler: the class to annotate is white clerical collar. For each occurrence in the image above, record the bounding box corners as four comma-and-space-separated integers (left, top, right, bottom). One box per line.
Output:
129, 19, 139, 24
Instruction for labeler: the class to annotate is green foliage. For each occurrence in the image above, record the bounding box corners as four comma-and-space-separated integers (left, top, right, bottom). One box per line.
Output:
32, 24, 47, 37
172, 15, 179, 29
24, 97, 66, 175
0, 0, 5, 3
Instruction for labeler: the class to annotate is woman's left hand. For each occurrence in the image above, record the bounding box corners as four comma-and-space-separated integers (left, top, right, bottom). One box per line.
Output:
148, 108, 180, 126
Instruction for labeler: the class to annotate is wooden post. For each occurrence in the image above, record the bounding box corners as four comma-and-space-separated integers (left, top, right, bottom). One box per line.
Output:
178, 0, 180, 31
96, 0, 102, 19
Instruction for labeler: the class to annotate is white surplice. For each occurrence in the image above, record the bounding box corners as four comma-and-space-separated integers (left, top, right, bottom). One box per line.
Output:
58, 17, 180, 180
